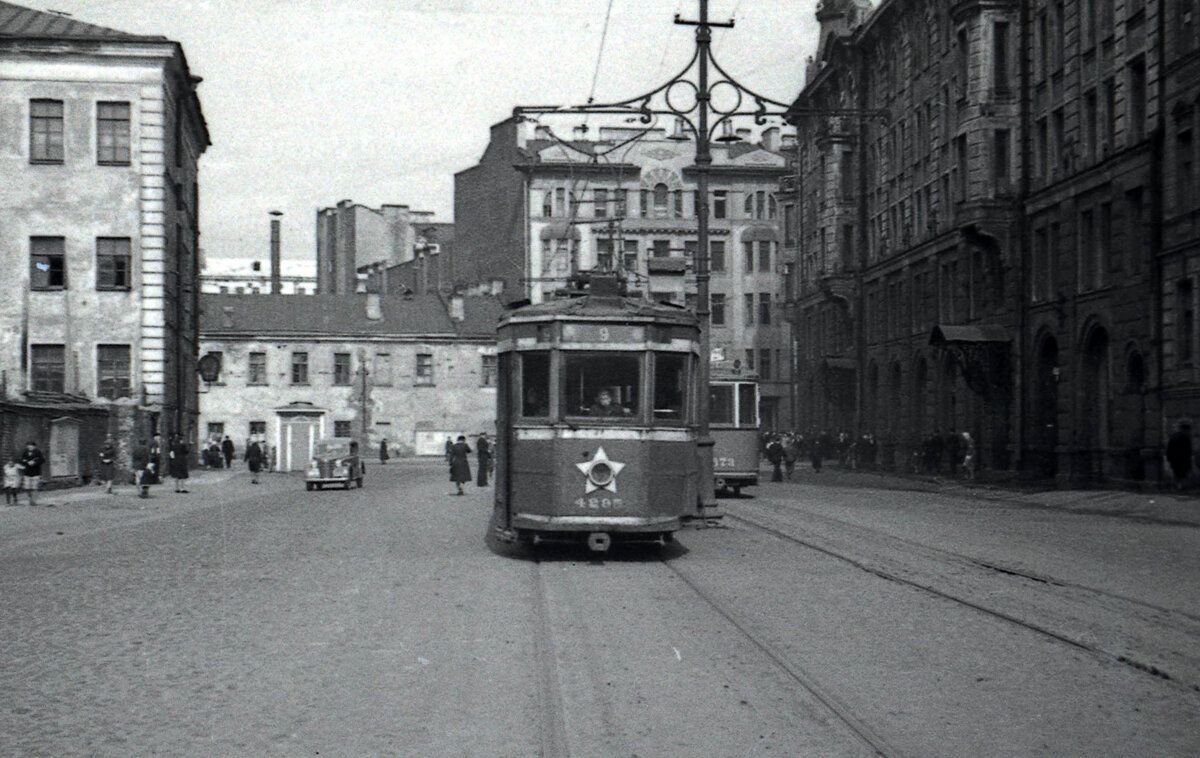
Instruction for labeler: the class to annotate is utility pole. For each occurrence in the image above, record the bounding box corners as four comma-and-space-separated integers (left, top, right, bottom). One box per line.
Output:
356, 359, 370, 440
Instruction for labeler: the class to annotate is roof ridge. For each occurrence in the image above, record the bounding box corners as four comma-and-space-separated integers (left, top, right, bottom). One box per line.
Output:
0, 0, 158, 40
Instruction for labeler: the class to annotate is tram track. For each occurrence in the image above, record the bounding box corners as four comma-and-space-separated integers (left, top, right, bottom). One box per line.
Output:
660, 557, 908, 758
727, 502, 1200, 695
529, 561, 569, 758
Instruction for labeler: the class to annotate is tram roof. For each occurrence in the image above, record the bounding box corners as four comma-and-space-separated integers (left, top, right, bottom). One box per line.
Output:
500, 293, 699, 329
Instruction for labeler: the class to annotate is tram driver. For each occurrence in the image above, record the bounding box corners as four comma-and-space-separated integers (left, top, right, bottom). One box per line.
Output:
589, 389, 631, 417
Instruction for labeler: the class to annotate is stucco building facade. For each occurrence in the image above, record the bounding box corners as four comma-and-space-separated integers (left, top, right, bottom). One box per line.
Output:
0, 2, 209, 475
198, 293, 501, 467
453, 118, 796, 428
786, 0, 1194, 483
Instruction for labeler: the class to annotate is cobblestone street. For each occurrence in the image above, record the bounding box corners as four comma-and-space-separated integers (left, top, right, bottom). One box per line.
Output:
2, 461, 1198, 756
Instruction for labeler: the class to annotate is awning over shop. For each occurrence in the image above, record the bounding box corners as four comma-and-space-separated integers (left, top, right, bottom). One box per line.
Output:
929, 324, 1010, 345
821, 356, 857, 371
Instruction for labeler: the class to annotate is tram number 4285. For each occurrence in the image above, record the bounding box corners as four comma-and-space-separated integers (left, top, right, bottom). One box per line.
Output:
574, 496, 625, 510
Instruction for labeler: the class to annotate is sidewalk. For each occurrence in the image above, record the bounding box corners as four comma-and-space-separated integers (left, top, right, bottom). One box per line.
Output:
762, 462, 1200, 527
3, 466, 242, 509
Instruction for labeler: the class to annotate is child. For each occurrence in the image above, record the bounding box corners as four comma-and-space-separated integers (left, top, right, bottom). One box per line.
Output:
3, 455, 20, 505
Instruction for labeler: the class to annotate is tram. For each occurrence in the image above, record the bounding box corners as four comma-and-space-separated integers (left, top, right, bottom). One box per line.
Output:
492, 274, 701, 552
710, 368, 760, 496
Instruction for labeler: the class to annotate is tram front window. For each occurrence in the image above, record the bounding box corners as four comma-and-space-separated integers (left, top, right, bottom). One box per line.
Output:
710, 384, 735, 425
521, 352, 550, 417
565, 353, 640, 419
653, 352, 688, 421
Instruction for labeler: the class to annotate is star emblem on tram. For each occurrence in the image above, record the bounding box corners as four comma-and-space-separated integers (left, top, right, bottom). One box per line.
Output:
575, 446, 626, 494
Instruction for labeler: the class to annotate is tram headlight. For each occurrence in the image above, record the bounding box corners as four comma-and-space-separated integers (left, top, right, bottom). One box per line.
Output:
588, 461, 614, 488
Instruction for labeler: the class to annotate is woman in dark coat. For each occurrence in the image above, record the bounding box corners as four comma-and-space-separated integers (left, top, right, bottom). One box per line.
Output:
379, 438, 390, 465
97, 435, 117, 494
168, 434, 190, 493
245, 437, 263, 484
448, 435, 472, 495
476, 433, 492, 487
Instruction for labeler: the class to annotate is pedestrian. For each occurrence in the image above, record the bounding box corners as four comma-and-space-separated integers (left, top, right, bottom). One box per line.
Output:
476, 433, 491, 487
131, 438, 152, 498
444, 437, 454, 465
1166, 422, 1193, 490
169, 433, 190, 493
98, 435, 117, 494
448, 435, 472, 495
3, 453, 21, 505
245, 436, 263, 484
782, 433, 798, 481
959, 431, 975, 480
147, 433, 163, 485
18, 440, 45, 506
221, 435, 235, 469
379, 437, 390, 465
766, 435, 784, 482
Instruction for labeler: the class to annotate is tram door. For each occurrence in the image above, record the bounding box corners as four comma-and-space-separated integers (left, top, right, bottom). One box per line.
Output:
494, 352, 512, 526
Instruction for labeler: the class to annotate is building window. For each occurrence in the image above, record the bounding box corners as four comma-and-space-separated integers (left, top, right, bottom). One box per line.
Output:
1177, 130, 1194, 213
249, 420, 267, 437
96, 344, 131, 399
594, 188, 608, 218
784, 204, 797, 245
415, 353, 434, 385
334, 420, 353, 438
744, 293, 755, 325
759, 293, 772, 325
1128, 57, 1146, 143
30, 344, 65, 392
248, 352, 267, 385
207, 422, 224, 440
743, 349, 755, 371
710, 241, 726, 272
1036, 118, 1048, 179
1180, 280, 1196, 366
652, 239, 670, 258
993, 22, 1009, 93
96, 237, 131, 290
1084, 90, 1098, 164
653, 183, 669, 218
96, 102, 131, 165
333, 352, 351, 385
291, 352, 309, 384
743, 193, 755, 218
993, 129, 1010, 186
542, 191, 552, 218
711, 293, 726, 325
481, 354, 498, 387
759, 348, 772, 381
30, 99, 64, 163
622, 240, 639, 272
713, 190, 727, 219
1079, 209, 1096, 291
1126, 188, 1144, 273
758, 241, 772, 272
742, 241, 754, 273
30, 237, 66, 290
373, 353, 393, 386
639, 189, 649, 218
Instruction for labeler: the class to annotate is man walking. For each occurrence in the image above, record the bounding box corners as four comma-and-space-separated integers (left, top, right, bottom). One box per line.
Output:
98, 435, 117, 494
131, 439, 152, 498
221, 435, 235, 469
245, 436, 263, 484
18, 440, 45, 506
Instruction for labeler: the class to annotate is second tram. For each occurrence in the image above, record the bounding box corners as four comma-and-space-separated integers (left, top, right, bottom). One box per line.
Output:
492, 275, 701, 552
710, 370, 760, 496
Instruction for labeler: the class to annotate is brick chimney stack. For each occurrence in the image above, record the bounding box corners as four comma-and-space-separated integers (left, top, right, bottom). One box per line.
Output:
269, 210, 283, 294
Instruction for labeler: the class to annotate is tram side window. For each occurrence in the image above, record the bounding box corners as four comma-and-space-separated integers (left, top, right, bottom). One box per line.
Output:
521, 352, 551, 417
564, 353, 640, 419
737, 382, 758, 428
710, 384, 735, 425
653, 352, 688, 421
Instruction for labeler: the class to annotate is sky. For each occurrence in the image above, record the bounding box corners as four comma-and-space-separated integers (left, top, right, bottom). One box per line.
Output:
37, 0, 821, 262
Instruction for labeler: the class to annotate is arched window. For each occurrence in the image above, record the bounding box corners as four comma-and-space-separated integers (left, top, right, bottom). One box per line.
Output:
768, 194, 778, 220
653, 183, 669, 218
542, 191, 553, 218
744, 193, 755, 217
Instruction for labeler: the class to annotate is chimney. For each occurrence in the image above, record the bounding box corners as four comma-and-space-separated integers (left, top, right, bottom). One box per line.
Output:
366, 293, 383, 320
269, 210, 283, 294
762, 126, 780, 152
449, 295, 465, 322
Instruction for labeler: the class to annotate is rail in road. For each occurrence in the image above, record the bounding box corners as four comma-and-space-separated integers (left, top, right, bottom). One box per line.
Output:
729, 499, 1200, 696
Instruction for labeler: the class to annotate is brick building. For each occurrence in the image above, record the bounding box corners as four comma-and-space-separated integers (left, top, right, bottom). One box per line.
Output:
197, 293, 502, 466
0, 1, 209, 477
453, 118, 796, 429
786, 0, 1192, 483
315, 200, 440, 295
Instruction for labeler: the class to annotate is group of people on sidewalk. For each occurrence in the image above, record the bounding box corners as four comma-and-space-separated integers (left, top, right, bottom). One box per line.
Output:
445, 433, 493, 495
4, 441, 46, 506
762, 428, 977, 482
